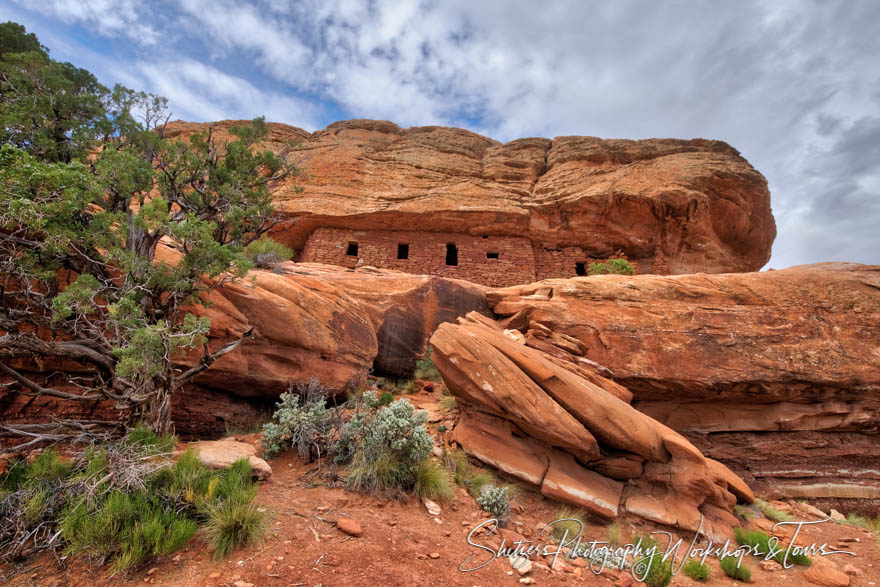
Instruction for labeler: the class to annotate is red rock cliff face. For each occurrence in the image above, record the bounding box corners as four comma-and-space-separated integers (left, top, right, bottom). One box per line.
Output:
163, 120, 776, 280
485, 263, 880, 504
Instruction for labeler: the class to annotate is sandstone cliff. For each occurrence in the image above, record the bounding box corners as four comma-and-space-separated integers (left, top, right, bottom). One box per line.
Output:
163, 119, 776, 279
483, 263, 880, 505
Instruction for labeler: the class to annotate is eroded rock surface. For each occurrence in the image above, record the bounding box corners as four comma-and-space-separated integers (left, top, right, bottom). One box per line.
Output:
431, 312, 753, 538
163, 119, 775, 277
484, 263, 880, 503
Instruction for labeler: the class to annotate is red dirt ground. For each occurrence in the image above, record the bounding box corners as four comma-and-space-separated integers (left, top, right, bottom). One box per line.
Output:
2, 387, 878, 586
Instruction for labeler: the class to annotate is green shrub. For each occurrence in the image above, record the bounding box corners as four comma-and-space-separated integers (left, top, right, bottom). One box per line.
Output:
754, 498, 793, 522
0, 428, 265, 572
205, 499, 266, 560
436, 424, 447, 433
377, 391, 394, 406
632, 534, 672, 587
244, 237, 293, 269
551, 506, 586, 544
681, 559, 710, 581
587, 258, 636, 276
476, 485, 510, 520
734, 527, 811, 566
261, 378, 341, 460
337, 392, 433, 494
444, 449, 492, 497
720, 555, 751, 581
414, 348, 442, 381
414, 459, 453, 502
440, 396, 456, 411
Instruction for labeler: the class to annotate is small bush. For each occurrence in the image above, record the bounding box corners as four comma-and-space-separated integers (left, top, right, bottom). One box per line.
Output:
440, 396, 456, 411
205, 499, 266, 560
632, 534, 672, 587
476, 485, 510, 520
377, 391, 394, 406
414, 459, 453, 502
588, 258, 635, 276
720, 555, 751, 581
734, 527, 811, 566
244, 237, 293, 269
414, 348, 442, 381
606, 520, 622, 546
1, 428, 264, 572
337, 392, 433, 494
444, 449, 492, 497
754, 498, 793, 522
436, 424, 447, 432
261, 378, 340, 460
681, 559, 710, 581
551, 506, 586, 544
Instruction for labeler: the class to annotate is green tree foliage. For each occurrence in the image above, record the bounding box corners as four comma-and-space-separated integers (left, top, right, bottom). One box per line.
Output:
0, 23, 301, 437
587, 258, 636, 276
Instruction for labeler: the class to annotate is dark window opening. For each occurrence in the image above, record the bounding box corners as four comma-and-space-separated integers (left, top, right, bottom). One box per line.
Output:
397, 243, 409, 259
346, 242, 358, 256
445, 243, 458, 266
486, 251, 499, 259
575, 262, 587, 276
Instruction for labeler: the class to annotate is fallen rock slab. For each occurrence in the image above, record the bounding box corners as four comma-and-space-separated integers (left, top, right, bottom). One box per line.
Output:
191, 438, 272, 480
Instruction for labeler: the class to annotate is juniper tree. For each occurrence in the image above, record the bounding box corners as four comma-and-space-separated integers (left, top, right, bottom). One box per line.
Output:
0, 23, 301, 442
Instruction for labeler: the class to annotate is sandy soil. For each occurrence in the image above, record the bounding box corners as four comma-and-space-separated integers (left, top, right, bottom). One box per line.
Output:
2, 388, 878, 586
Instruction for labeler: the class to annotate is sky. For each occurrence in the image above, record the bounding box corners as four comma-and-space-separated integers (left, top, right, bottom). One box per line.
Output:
2, 0, 878, 269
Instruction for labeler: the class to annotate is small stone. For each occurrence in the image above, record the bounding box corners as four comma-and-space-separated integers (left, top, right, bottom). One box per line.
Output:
429, 552, 440, 559
519, 578, 535, 585
760, 560, 782, 572
146, 568, 158, 576
423, 498, 442, 516
336, 517, 363, 537
172, 554, 182, 562
232, 582, 255, 587
462, 520, 471, 527
798, 503, 828, 518
842, 564, 861, 577
509, 555, 532, 576
434, 517, 443, 524
317, 505, 330, 512
829, 509, 846, 522
417, 554, 427, 560
209, 572, 221, 579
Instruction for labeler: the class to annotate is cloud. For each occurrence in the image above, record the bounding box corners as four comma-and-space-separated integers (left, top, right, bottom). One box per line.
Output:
12, 0, 160, 45
5, 0, 880, 268
135, 59, 322, 129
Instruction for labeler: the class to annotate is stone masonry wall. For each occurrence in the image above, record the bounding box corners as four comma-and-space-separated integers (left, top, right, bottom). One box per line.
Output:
300, 228, 646, 287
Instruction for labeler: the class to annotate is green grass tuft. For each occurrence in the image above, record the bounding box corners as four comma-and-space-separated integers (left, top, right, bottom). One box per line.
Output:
414, 459, 453, 502
440, 396, 456, 411
205, 499, 266, 560
681, 559, 710, 581
606, 520, 622, 546
720, 555, 751, 581
754, 498, 793, 522
551, 506, 586, 544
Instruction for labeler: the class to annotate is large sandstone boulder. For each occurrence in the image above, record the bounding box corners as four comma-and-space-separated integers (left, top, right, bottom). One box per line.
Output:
0, 259, 488, 437
163, 119, 775, 276
431, 312, 753, 538
484, 263, 880, 503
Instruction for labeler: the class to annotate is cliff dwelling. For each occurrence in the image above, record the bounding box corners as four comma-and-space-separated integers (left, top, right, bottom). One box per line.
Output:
299, 227, 656, 287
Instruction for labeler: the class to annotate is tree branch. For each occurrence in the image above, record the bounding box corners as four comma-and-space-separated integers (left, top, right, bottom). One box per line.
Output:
0, 362, 103, 401
174, 327, 254, 386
